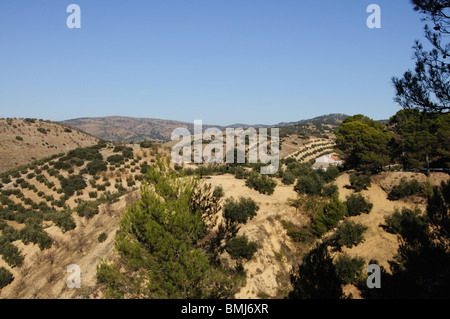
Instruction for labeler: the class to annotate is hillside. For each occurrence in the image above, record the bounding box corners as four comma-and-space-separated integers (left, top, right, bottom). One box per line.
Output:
61, 114, 347, 143
61, 116, 198, 143
0, 119, 98, 173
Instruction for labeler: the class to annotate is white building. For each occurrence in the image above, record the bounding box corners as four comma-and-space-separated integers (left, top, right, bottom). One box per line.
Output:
312, 154, 342, 170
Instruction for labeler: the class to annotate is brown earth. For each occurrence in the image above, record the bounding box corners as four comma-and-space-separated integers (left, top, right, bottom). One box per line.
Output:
0, 119, 98, 173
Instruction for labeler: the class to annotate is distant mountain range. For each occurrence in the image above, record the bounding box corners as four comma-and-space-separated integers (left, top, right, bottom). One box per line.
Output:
61, 113, 349, 143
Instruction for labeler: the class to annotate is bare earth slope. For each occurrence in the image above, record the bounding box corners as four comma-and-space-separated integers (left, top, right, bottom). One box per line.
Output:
0, 119, 98, 173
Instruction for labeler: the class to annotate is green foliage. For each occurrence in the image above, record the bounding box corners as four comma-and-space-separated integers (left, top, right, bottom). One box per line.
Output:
0, 237, 24, 267
223, 197, 259, 225
98, 232, 107, 243
245, 173, 276, 195
15, 136, 23, 141
349, 174, 371, 192
107, 154, 124, 164
382, 207, 425, 237
97, 160, 242, 299
67, 147, 103, 161
75, 200, 99, 219
86, 159, 107, 176
281, 171, 296, 185
212, 186, 224, 199
0, 267, 13, 289
226, 235, 258, 260
282, 221, 315, 243
311, 193, 347, 237
389, 109, 450, 169
19, 220, 52, 250
37, 127, 47, 134
388, 177, 424, 200
294, 175, 324, 196
289, 244, 343, 299
89, 191, 98, 199
60, 175, 87, 196
362, 181, 450, 298
334, 254, 365, 285
335, 115, 392, 171
46, 210, 76, 232
345, 194, 373, 216
332, 221, 368, 250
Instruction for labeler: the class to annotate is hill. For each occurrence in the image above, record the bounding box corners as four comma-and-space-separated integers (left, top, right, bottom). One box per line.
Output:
61, 114, 348, 143
0, 118, 98, 173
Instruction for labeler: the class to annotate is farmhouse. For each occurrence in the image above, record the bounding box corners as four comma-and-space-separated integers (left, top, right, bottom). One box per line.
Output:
312, 154, 342, 170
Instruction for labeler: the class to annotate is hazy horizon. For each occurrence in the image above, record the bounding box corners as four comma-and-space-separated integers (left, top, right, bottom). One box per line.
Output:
1, 1, 425, 126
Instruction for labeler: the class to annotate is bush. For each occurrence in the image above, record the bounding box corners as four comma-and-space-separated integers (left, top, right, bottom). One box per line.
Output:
388, 178, 423, 200
107, 154, 124, 164
19, 221, 53, 250
323, 184, 338, 197
226, 235, 258, 260
349, 174, 371, 192
60, 175, 87, 196
37, 127, 47, 134
223, 197, 259, 224
15, 136, 23, 141
345, 194, 373, 216
213, 186, 224, 198
281, 172, 296, 185
89, 191, 98, 199
382, 207, 425, 236
47, 211, 76, 232
334, 254, 365, 285
75, 200, 99, 219
245, 173, 276, 195
311, 194, 347, 237
295, 175, 324, 196
86, 159, 107, 176
332, 221, 368, 250
0, 237, 24, 267
0, 267, 13, 288
98, 232, 108, 243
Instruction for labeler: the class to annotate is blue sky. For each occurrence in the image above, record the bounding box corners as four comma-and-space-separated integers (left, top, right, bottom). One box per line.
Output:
0, 1, 427, 125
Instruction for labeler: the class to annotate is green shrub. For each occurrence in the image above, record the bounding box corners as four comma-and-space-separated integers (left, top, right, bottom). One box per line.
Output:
75, 200, 99, 219
86, 159, 107, 175
0, 267, 13, 288
213, 186, 225, 199
334, 254, 365, 285
382, 207, 425, 236
295, 175, 324, 196
332, 221, 368, 250
37, 127, 47, 134
226, 235, 258, 260
89, 191, 98, 199
19, 221, 53, 250
311, 194, 347, 237
0, 237, 24, 267
47, 211, 76, 232
323, 184, 338, 197
98, 232, 107, 243
281, 172, 296, 185
223, 197, 259, 224
345, 194, 373, 216
15, 136, 23, 141
107, 154, 124, 164
245, 173, 276, 195
60, 175, 87, 196
349, 174, 371, 192
388, 178, 423, 200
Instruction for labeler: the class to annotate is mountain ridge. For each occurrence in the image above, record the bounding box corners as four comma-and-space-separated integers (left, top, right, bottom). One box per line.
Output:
61, 113, 349, 143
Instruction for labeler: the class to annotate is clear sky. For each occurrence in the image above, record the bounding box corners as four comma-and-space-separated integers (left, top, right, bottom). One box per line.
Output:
0, 0, 427, 125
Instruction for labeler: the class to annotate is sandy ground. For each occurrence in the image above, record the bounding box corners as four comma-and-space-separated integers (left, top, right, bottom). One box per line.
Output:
0, 192, 136, 299
205, 174, 305, 299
